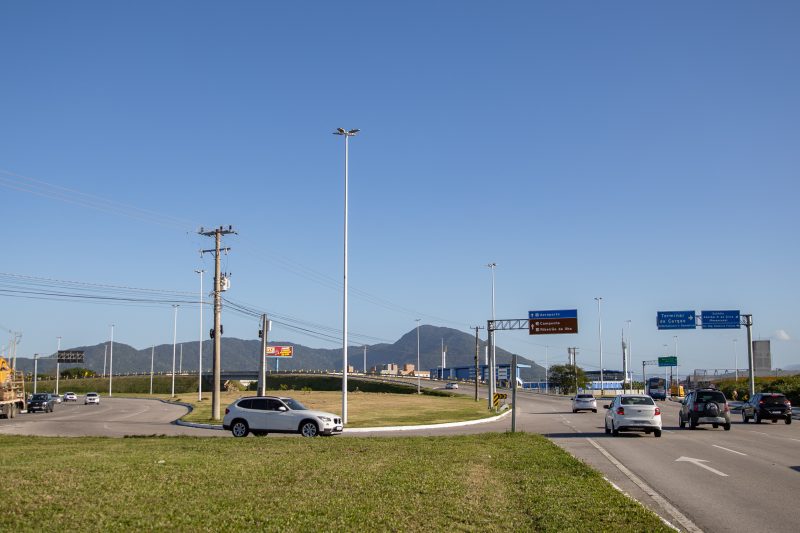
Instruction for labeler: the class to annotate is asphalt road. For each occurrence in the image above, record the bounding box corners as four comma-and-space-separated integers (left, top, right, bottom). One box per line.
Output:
0, 397, 222, 437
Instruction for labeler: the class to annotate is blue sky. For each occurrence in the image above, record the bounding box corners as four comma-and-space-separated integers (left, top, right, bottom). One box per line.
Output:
1, 1, 798, 375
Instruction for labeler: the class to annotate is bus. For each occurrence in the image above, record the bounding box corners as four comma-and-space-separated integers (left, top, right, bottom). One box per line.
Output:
647, 377, 666, 400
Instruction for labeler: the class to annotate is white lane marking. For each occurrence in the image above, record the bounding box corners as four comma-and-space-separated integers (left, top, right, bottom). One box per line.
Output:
712, 444, 747, 456
790, 439, 800, 443
675, 456, 728, 477
587, 439, 702, 533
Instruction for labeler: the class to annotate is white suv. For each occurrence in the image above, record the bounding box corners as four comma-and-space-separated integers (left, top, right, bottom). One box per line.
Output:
223, 396, 343, 438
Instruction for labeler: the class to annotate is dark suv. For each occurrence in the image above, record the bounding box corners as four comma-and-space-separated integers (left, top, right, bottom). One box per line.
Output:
742, 393, 792, 425
679, 388, 731, 430
28, 393, 55, 413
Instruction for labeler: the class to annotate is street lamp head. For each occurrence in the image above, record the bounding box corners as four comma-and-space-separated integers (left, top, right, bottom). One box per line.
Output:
487, 262, 496, 268
333, 128, 359, 136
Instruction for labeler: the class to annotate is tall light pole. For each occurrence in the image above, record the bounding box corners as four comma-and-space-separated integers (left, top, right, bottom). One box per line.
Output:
625, 320, 632, 392
149, 345, 155, 394
416, 319, 421, 394
544, 345, 549, 394
55, 336, 62, 395
195, 269, 204, 401
171, 304, 179, 398
487, 263, 497, 403
594, 297, 603, 396
108, 324, 114, 397
333, 127, 359, 425
733, 338, 739, 382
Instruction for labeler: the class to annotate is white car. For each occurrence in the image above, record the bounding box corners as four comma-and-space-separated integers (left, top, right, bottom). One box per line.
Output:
51, 394, 62, 404
223, 396, 343, 437
63, 392, 78, 402
445, 382, 459, 390
85, 392, 100, 405
604, 394, 662, 437
571, 393, 597, 413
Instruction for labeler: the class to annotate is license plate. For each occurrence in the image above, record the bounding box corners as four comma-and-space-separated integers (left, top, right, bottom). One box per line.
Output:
335, 426, 343, 431
771, 410, 781, 414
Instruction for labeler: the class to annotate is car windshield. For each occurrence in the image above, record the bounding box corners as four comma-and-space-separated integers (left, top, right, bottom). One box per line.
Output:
32, 394, 48, 400
86, 393, 98, 397
577, 394, 594, 399
283, 398, 307, 411
621, 396, 655, 406
762, 395, 786, 405
697, 392, 725, 403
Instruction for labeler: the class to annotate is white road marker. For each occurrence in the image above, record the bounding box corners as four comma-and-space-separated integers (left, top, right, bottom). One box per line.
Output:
588, 439, 702, 533
676, 456, 728, 477
712, 444, 747, 456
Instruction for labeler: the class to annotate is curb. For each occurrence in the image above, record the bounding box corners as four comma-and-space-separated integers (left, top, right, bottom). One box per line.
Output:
173, 405, 513, 433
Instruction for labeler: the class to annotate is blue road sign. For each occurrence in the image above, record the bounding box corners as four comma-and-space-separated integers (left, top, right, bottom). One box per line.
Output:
701, 310, 741, 329
657, 311, 697, 330
529, 309, 577, 320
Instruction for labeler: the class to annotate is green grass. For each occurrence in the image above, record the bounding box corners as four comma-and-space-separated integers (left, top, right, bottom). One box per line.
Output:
0, 433, 669, 532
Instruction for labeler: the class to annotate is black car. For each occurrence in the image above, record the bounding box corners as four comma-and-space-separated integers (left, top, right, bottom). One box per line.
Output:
679, 388, 731, 430
742, 393, 792, 424
28, 393, 55, 413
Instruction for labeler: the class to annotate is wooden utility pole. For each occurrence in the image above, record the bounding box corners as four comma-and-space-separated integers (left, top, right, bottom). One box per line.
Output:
199, 225, 236, 420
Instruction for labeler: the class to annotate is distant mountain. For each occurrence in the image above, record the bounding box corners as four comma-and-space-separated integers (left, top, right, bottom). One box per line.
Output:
13, 325, 546, 381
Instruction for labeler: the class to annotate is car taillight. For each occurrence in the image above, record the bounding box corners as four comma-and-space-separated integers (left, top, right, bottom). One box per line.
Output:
225, 408, 229, 414
785, 400, 791, 406
654, 407, 661, 416
759, 400, 765, 405
694, 404, 701, 412
724, 403, 729, 412
616, 407, 625, 415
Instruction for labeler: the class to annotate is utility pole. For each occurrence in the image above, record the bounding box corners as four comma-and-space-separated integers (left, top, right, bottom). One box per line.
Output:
199, 225, 236, 420
171, 305, 179, 398
472, 326, 484, 402
149, 345, 155, 395
363, 345, 367, 374
568, 347, 579, 394
103, 344, 107, 377
108, 324, 114, 397
33, 354, 39, 393
195, 269, 205, 402
259, 314, 268, 396
55, 336, 62, 395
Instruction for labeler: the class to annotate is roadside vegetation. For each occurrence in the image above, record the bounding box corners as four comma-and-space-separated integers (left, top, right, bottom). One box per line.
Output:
717, 375, 800, 404
0, 433, 669, 532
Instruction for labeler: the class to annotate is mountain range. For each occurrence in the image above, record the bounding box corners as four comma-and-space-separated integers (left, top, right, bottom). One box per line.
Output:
12, 325, 546, 381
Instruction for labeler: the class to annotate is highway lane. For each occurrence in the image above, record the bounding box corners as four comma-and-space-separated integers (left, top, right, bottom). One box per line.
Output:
513, 392, 800, 532
0, 397, 223, 437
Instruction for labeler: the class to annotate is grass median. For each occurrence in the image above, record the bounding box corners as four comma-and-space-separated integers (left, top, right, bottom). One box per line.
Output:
0, 432, 669, 532
170, 389, 495, 428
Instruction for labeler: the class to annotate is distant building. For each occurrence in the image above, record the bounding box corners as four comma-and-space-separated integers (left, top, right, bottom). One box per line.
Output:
376, 363, 399, 376
401, 363, 415, 376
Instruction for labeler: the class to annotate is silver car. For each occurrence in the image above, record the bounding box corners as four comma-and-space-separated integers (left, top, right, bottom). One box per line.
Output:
223, 396, 343, 438
571, 393, 597, 413
604, 394, 662, 437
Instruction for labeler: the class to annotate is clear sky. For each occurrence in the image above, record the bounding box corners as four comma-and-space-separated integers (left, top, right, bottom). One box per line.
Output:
2, 1, 798, 376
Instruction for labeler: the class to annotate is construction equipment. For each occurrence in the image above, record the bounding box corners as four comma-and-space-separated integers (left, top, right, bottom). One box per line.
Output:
0, 356, 26, 419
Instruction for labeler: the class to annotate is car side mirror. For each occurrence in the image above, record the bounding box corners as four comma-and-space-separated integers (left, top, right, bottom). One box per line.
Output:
278, 406, 287, 412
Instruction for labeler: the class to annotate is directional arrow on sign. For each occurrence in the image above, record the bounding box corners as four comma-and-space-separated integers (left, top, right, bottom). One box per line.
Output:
675, 456, 728, 477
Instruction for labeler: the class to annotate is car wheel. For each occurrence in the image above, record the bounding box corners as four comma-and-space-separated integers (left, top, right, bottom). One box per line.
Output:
713, 423, 719, 429
786, 416, 792, 425
689, 416, 697, 429
611, 422, 619, 436
679, 413, 686, 428
231, 420, 249, 438
572, 409, 577, 413
754, 412, 761, 424
300, 421, 319, 437
742, 412, 748, 423
604, 420, 610, 435
592, 409, 597, 413
723, 422, 731, 431
654, 429, 662, 438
